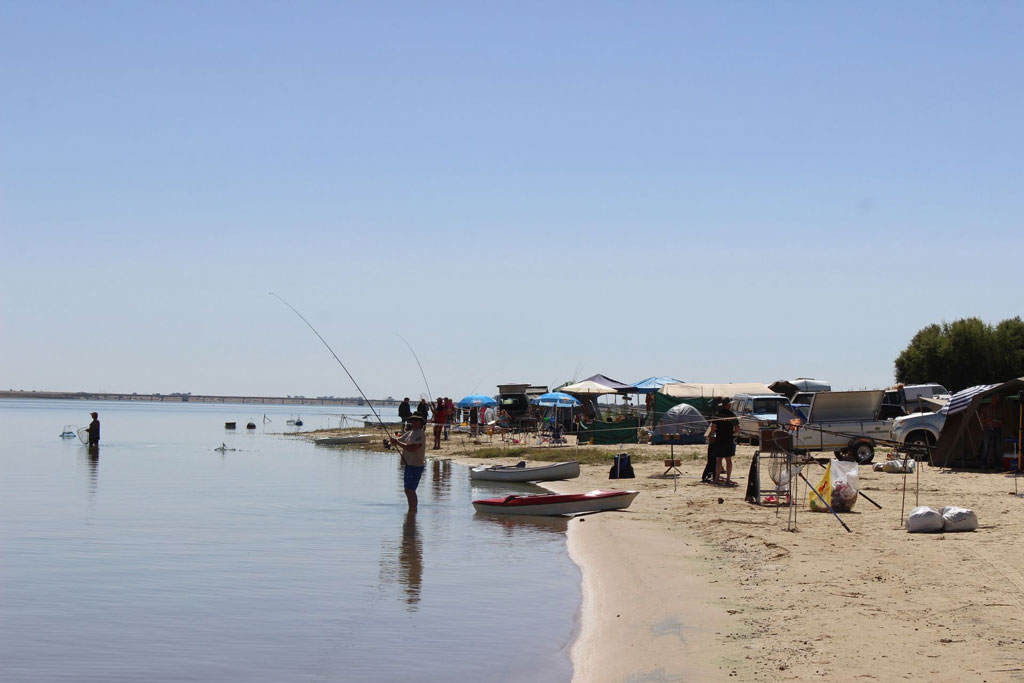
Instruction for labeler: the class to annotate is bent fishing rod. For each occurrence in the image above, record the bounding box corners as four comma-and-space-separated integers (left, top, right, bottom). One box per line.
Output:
394, 332, 432, 404
269, 292, 395, 450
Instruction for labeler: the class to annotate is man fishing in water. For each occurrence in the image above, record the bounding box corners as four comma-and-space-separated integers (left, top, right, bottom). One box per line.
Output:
390, 414, 427, 511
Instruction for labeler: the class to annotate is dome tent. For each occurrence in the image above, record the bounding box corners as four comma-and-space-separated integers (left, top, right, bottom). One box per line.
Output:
652, 403, 709, 445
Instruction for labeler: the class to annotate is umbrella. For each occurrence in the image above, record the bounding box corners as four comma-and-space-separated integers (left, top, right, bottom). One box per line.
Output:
531, 392, 582, 408
559, 380, 619, 396
456, 394, 498, 408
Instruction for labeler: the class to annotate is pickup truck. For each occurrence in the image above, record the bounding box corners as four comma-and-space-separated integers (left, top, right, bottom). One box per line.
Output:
787, 390, 892, 464
890, 409, 947, 459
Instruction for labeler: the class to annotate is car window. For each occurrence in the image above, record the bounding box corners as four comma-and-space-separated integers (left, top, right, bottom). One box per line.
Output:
753, 397, 787, 414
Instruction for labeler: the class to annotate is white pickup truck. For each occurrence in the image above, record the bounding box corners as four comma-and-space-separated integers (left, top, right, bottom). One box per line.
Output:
787, 390, 892, 464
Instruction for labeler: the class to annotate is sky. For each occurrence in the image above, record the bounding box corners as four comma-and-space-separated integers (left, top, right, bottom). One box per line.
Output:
2, 1, 1022, 400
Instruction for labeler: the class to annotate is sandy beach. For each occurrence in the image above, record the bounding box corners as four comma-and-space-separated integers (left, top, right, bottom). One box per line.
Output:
317, 429, 1024, 681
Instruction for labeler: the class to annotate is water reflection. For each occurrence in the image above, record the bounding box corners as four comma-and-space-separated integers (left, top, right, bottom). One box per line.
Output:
473, 513, 569, 536
429, 458, 451, 499
85, 446, 99, 506
379, 511, 424, 611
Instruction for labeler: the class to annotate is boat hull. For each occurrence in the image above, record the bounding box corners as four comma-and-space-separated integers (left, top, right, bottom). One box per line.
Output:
470, 461, 580, 482
472, 489, 639, 516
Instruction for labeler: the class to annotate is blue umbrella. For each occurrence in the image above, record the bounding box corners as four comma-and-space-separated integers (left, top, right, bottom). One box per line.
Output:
456, 394, 498, 408
531, 392, 582, 408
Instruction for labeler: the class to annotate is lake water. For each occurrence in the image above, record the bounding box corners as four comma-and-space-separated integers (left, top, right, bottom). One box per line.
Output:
0, 400, 579, 682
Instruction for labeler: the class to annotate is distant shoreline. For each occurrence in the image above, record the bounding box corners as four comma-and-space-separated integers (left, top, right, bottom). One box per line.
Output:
0, 390, 398, 407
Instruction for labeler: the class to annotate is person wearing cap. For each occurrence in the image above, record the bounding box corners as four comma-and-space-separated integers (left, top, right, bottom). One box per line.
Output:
86, 412, 100, 447
390, 414, 427, 510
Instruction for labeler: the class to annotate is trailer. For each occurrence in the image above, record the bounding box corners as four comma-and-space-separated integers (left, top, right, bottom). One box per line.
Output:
787, 390, 891, 464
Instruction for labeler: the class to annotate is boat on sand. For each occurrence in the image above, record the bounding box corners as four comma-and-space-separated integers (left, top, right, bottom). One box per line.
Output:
472, 489, 639, 516
470, 460, 580, 482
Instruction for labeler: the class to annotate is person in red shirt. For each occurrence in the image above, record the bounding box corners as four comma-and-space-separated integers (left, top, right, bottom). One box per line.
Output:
431, 398, 448, 450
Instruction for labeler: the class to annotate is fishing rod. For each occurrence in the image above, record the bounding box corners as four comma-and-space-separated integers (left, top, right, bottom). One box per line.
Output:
394, 332, 432, 404
269, 292, 394, 450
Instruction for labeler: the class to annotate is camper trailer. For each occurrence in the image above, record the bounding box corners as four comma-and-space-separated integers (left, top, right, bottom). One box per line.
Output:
788, 390, 891, 464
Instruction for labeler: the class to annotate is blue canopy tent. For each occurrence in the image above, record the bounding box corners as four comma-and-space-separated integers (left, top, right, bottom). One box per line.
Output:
630, 376, 685, 394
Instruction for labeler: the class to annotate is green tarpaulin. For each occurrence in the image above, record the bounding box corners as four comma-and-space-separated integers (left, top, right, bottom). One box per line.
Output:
651, 392, 716, 426
577, 417, 640, 445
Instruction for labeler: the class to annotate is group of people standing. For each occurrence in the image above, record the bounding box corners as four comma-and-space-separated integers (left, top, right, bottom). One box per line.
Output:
397, 397, 457, 449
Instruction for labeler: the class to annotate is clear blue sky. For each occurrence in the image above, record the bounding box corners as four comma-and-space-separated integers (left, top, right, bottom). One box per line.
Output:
2, 2, 1021, 399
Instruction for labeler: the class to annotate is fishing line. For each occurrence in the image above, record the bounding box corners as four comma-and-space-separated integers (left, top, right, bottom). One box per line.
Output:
269, 292, 394, 446
394, 332, 432, 404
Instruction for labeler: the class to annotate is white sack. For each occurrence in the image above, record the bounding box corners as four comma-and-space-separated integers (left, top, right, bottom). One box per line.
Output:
906, 506, 943, 533
940, 506, 979, 532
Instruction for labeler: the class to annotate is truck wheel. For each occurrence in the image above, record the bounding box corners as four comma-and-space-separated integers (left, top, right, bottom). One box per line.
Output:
852, 442, 875, 464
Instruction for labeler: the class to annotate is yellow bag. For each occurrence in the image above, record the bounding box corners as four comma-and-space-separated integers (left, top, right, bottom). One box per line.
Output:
809, 461, 833, 512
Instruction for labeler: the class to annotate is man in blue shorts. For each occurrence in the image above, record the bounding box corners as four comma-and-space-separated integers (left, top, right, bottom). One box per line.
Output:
390, 414, 427, 511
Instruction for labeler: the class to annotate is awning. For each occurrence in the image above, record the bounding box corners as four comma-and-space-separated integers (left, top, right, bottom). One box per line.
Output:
947, 384, 1000, 415
659, 382, 775, 399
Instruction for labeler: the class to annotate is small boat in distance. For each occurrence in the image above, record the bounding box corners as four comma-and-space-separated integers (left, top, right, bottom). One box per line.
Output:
246, 420, 256, 430
315, 434, 374, 446
225, 422, 236, 430
286, 416, 305, 427
472, 489, 639, 516
60, 425, 77, 439
470, 461, 580, 483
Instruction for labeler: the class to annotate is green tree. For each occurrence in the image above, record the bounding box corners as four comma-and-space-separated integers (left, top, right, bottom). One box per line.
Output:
895, 316, 1024, 392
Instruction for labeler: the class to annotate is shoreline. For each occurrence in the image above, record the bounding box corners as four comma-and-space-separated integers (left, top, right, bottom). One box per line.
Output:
308, 429, 1024, 681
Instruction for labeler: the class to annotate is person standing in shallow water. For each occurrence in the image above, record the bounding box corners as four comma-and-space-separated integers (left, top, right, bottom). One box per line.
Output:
86, 412, 100, 447
390, 414, 427, 510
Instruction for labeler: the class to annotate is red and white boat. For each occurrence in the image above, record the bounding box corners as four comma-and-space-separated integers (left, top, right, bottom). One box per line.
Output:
472, 489, 639, 516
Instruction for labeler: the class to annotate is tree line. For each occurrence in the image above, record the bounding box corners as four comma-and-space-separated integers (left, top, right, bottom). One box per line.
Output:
894, 317, 1024, 393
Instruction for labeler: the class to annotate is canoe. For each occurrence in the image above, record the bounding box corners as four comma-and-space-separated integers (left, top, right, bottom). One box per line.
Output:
470, 460, 580, 482
315, 434, 374, 446
472, 489, 639, 516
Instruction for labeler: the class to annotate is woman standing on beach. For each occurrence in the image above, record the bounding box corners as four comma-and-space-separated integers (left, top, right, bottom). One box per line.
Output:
709, 400, 738, 486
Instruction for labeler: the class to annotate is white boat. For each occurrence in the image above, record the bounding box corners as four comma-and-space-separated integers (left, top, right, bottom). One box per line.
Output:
470, 460, 580, 482
315, 434, 375, 446
472, 489, 639, 516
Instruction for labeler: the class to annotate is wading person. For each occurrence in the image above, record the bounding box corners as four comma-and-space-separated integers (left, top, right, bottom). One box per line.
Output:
86, 412, 100, 448
390, 414, 427, 510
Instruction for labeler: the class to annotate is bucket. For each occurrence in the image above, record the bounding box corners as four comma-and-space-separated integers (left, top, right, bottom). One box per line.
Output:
1002, 453, 1020, 471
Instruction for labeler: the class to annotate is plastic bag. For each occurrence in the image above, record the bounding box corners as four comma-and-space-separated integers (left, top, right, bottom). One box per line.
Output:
808, 460, 859, 513
876, 458, 916, 473
906, 506, 943, 533
940, 506, 978, 532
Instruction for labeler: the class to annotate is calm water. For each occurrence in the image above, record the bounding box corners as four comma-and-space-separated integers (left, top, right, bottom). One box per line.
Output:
0, 400, 579, 682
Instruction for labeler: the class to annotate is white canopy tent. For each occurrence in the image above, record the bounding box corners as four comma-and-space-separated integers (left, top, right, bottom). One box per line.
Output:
659, 382, 776, 399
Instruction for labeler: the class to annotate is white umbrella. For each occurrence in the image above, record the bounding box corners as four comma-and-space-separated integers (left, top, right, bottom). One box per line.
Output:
559, 380, 619, 396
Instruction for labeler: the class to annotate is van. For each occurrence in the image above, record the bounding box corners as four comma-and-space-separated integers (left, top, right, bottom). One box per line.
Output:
732, 393, 792, 444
